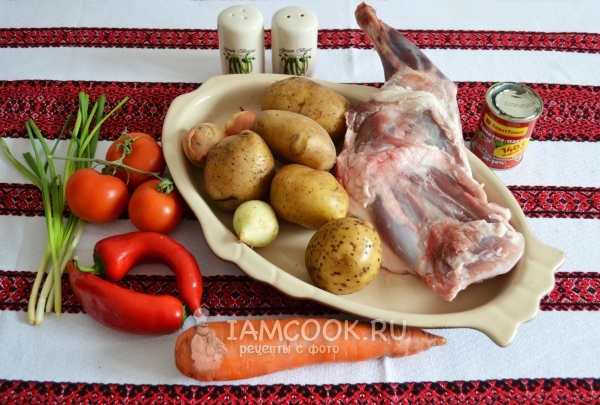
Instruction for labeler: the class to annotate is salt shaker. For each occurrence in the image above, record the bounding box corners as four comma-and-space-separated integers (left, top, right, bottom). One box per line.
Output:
271, 7, 318, 77
217, 5, 265, 74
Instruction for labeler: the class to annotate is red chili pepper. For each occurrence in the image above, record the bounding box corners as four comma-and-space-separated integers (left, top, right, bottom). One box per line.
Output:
76, 231, 204, 317
67, 261, 187, 335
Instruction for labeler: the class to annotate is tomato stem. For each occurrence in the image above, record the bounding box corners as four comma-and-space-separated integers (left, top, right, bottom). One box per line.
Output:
51, 155, 178, 194
51, 155, 164, 181
115, 128, 144, 156
157, 178, 175, 194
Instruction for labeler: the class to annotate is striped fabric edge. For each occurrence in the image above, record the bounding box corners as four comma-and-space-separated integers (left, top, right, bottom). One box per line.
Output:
0, 28, 599, 54
0, 377, 598, 404
0, 271, 598, 314
0, 80, 598, 142
2, 183, 599, 220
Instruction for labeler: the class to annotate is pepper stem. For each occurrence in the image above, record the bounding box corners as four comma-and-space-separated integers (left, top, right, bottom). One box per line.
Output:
72, 253, 106, 276
181, 305, 192, 328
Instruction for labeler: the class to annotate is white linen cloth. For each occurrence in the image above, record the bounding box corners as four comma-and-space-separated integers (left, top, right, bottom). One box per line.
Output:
1, 0, 599, 395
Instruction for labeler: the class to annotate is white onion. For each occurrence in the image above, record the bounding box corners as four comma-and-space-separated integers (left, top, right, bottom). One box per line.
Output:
233, 200, 279, 248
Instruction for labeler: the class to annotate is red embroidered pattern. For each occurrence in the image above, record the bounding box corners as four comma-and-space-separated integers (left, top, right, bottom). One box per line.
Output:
544, 272, 600, 311
0, 378, 598, 404
0, 183, 43, 217
1, 28, 599, 54
507, 186, 600, 219
1, 271, 598, 314
0, 80, 198, 141
0, 272, 338, 316
2, 183, 598, 219
1, 80, 598, 142
0, 183, 196, 220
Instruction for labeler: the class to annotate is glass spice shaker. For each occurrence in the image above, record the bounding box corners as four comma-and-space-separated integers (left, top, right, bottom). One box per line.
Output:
217, 5, 265, 74
271, 7, 318, 77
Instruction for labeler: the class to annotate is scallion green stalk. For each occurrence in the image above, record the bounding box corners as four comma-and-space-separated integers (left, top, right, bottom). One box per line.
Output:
1, 91, 129, 325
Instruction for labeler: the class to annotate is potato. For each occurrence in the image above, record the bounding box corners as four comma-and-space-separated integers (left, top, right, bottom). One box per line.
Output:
305, 217, 382, 295
253, 110, 336, 171
204, 130, 275, 212
261, 77, 351, 142
270, 164, 349, 230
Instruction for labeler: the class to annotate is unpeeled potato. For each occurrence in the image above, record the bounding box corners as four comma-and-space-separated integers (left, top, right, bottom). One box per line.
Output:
261, 77, 351, 142
204, 130, 275, 212
252, 110, 336, 171
305, 217, 382, 295
269, 164, 349, 230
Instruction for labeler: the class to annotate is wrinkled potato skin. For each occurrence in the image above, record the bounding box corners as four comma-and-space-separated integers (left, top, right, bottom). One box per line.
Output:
204, 130, 275, 212
305, 217, 382, 295
270, 164, 349, 230
261, 77, 351, 142
252, 110, 336, 171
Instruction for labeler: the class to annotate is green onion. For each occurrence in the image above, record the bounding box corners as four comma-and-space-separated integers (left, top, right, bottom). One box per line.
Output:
0, 91, 129, 325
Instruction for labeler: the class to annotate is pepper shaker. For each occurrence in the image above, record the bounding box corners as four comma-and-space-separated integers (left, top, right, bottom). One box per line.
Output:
271, 7, 318, 77
217, 5, 265, 74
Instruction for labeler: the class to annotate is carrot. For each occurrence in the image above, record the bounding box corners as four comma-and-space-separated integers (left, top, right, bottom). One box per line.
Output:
174, 317, 445, 382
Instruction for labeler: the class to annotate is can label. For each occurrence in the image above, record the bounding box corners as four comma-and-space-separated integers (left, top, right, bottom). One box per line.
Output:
471, 82, 543, 170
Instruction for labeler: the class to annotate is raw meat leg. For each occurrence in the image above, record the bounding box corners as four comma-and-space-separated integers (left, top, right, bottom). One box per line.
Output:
334, 3, 525, 301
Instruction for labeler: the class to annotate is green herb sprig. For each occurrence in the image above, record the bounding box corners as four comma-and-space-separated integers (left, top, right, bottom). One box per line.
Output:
1, 91, 129, 325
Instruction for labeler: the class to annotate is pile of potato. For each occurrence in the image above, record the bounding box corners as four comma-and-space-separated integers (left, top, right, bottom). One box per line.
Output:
182, 76, 382, 295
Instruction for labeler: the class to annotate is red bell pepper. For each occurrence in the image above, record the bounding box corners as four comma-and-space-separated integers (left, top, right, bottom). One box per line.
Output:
76, 231, 204, 317
67, 261, 187, 335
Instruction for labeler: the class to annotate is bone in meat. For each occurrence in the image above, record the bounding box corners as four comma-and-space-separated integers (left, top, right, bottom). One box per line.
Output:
334, 3, 525, 301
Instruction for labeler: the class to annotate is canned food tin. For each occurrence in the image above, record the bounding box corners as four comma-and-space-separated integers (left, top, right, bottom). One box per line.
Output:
470, 82, 543, 169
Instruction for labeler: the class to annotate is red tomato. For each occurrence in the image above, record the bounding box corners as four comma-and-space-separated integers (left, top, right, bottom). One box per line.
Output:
128, 179, 184, 234
65, 168, 129, 223
105, 131, 166, 190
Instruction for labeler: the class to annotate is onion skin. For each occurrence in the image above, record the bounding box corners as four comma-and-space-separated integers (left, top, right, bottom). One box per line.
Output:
183, 123, 226, 168
224, 109, 257, 136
